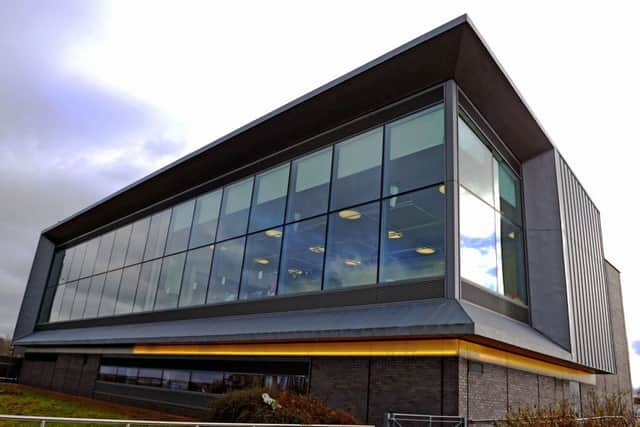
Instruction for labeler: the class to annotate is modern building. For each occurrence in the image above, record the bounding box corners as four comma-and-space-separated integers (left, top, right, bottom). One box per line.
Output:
13, 15, 632, 424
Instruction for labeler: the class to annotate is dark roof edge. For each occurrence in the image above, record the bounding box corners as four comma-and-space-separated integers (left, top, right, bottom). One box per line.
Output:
42, 14, 470, 236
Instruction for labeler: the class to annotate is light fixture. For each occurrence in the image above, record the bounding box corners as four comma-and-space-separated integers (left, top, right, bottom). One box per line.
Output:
338, 209, 361, 220
255, 257, 270, 265
344, 258, 361, 266
288, 268, 303, 276
439, 184, 446, 194
508, 231, 516, 240
388, 230, 403, 240
415, 247, 436, 255
309, 246, 325, 254
265, 229, 282, 238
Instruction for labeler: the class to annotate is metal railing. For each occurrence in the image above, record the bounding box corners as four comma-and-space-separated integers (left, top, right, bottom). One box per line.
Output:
468, 415, 634, 425
385, 413, 466, 427
0, 415, 374, 427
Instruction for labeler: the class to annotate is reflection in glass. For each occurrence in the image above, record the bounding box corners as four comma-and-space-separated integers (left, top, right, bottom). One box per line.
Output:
83, 274, 106, 318
239, 229, 282, 300
165, 200, 196, 255
384, 105, 444, 197
190, 370, 225, 393
217, 178, 254, 241
98, 365, 118, 382
70, 278, 91, 319
459, 118, 495, 205
80, 238, 100, 278
58, 248, 74, 284
49, 284, 65, 321
125, 218, 150, 266
93, 232, 115, 274
207, 237, 245, 303
380, 187, 445, 283
278, 217, 326, 295
162, 369, 190, 390
137, 368, 163, 387
249, 164, 289, 233
154, 252, 186, 310
98, 270, 123, 317
68, 243, 86, 282
133, 260, 162, 313
115, 264, 141, 315
324, 202, 379, 289
286, 148, 331, 222
498, 162, 522, 226
500, 218, 527, 304
143, 210, 171, 261
108, 225, 132, 270
189, 190, 222, 249
179, 246, 214, 308
460, 187, 498, 292
58, 282, 76, 321
331, 128, 382, 210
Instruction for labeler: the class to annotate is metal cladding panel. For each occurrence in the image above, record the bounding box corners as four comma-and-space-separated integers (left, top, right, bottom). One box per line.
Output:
556, 154, 615, 373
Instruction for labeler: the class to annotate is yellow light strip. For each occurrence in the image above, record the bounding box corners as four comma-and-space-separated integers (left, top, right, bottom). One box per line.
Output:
133, 338, 595, 384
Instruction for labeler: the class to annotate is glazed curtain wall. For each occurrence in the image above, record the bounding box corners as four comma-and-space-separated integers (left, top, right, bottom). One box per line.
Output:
47, 103, 446, 323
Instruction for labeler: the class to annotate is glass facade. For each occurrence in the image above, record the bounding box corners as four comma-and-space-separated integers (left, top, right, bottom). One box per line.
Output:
97, 363, 307, 394
46, 99, 526, 324
458, 115, 527, 305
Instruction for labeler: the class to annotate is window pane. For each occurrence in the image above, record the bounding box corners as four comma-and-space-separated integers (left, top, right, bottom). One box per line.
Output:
68, 243, 86, 282
498, 162, 522, 226
278, 217, 326, 295
207, 236, 245, 303
225, 373, 264, 391
460, 187, 498, 292
137, 368, 163, 387
125, 217, 150, 266
58, 248, 74, 284
249, 164, 289, 233
324, 202, 379, 289
83, 274, 106, 318
49, 285, 65, 322
70, 278, 91, 320
331, 128, 382, 210
165, 200, 196, 255
154, 252, 186, 310
500, 217, 527, 304
108, 225, 132, 270
179, 246, 214, 308
216, 178, 253, 241
133, 260, 162, 313
162, 369, 190, 390
189, 190, 222, 249
143, 209, 171, 261
190, 370, 225, 393
384, 105, 444, 197
380, 187, 445, 283
93, 232, 115, 275
98, 270, 123, 317
286, 148, 331, 222
98, 366, 118, 382
58, 281, 77, 321
115, 264, 141, 315
80, 238, 100, 278
239, 229, 282, 300
459, 117, 495, 205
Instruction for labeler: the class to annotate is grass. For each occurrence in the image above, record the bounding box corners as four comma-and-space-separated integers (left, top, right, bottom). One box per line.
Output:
0, 383, 188, 427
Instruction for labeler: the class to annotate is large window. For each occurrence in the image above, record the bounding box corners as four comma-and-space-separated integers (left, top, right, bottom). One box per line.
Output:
48, 103, 446, 323
458, 114, 527, 305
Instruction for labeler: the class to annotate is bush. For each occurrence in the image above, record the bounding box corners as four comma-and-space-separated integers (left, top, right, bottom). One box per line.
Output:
208, 388, 361, 424
498, 391, 633, 427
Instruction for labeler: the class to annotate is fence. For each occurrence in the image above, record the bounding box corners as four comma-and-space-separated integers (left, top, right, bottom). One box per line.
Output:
0, 415, 374, 427
0, 356, 20, 381
385, 413, 466, 427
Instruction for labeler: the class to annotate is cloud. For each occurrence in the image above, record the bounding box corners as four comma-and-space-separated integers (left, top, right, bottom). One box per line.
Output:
0, 1, 189, 336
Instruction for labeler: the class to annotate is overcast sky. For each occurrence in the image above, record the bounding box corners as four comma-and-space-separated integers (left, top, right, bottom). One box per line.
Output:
1, 0, 638, 387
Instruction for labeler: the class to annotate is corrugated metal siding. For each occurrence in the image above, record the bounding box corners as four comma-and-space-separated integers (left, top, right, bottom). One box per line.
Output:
556, 154, 615, 373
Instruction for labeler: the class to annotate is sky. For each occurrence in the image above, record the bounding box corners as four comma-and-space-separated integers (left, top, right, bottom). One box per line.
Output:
1, 0, 638, 387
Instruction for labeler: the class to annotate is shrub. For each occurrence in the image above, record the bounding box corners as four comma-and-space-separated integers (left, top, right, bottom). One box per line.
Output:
208, 388, 361, 424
